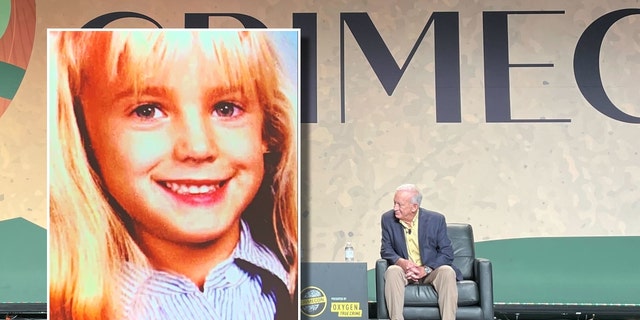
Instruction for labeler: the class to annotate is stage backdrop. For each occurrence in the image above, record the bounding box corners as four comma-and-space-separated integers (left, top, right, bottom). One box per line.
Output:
1, 0, 638, 308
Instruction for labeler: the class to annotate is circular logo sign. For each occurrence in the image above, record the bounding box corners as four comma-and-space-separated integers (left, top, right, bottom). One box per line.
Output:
300, 286, 328, 317
0, 0, 36, 118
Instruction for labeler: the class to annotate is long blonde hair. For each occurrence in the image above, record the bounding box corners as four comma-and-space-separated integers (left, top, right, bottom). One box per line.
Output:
49, 29, 298, 319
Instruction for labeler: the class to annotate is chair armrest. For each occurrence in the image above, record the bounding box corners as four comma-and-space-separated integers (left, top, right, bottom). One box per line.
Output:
474, 258, 494, 320
376, 259, 389, 319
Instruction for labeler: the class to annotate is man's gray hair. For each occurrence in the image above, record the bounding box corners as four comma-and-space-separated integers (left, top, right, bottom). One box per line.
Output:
396, 184, 423, 205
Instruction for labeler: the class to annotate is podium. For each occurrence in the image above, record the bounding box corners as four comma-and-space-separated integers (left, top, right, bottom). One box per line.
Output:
300, 262, 369, 319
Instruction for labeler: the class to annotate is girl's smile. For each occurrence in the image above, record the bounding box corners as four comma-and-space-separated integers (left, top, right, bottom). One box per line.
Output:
158, 178, 229, 206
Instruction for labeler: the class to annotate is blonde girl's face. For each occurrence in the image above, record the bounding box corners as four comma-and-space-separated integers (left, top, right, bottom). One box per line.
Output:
78, 31, 268, 245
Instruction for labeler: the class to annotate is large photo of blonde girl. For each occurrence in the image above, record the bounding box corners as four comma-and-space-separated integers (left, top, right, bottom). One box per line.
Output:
48, 29, 299, 319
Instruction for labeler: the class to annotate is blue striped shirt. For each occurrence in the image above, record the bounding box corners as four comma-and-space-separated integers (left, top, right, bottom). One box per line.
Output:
120, 220, 290, 319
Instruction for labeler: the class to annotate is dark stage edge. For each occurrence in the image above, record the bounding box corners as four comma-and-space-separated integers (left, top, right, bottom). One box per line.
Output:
0, 303, 47, 319
494, 304, 640, 320
367, 302, 640, 320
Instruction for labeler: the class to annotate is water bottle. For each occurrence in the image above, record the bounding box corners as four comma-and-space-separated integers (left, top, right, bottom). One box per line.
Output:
344, 241, 355, 262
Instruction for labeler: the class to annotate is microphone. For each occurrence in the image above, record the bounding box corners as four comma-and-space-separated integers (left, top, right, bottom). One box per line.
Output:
407, 228, 412, 234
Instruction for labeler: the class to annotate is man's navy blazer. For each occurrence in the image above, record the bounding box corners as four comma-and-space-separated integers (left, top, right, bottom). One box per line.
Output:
380, 208, 463, 281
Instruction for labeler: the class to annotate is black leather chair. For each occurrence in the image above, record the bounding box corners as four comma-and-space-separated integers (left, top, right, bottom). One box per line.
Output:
375, 223, 493, 320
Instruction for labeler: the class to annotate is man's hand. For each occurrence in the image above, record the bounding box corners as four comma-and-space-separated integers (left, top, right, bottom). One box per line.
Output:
397, 259, 425, 282
405, 265, 424, 282
398, 258, 416, 271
